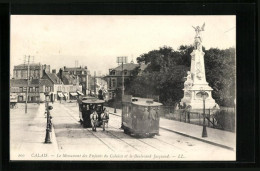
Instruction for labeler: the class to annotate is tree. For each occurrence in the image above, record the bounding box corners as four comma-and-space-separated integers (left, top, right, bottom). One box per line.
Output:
126, 46, 236, 107
204, 48, 236, 106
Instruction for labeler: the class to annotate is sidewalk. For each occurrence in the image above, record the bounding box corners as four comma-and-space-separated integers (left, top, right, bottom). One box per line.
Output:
106, 107, 236, 151
10, 103, 59, 160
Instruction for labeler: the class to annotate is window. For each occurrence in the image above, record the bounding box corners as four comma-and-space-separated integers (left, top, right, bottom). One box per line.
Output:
124, 70, 128, 75
29, 87, 33, 92
35, 87, 39, 92
111, 79, 116, 88
82, 77, 85, 82
110, 70, 115, 75
20, 87, 23, 92
17, 70, 21, 78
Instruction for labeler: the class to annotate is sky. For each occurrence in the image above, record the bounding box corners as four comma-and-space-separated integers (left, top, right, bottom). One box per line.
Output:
10, 15, 235, 76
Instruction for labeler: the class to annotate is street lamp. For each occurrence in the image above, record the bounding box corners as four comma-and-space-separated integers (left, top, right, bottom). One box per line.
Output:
199, 88, 208, 138
44, 92, 53, 143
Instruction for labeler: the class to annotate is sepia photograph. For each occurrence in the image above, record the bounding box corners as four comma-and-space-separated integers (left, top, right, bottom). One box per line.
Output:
10, 15, 236, 161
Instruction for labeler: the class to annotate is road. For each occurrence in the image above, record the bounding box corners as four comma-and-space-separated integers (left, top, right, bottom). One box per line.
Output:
50, 102, 235, 160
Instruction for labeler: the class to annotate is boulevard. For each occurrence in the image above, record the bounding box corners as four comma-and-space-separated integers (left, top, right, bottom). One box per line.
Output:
10, 102, 235, 161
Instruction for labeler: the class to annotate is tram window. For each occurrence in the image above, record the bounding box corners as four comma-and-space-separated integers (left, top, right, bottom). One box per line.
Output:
86, 105, 89, 110
83, 105, 86, 108
129, 106, 132, 117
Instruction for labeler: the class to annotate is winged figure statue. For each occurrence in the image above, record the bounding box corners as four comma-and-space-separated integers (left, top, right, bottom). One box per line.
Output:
192, 23, 205, 37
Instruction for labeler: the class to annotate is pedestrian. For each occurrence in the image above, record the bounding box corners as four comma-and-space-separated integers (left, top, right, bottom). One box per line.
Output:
101, 108, 109, 131
90, 109, 98, 131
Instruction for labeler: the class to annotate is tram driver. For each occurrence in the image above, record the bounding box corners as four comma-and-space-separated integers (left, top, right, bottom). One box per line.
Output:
101, 108, 109, 131
90, 108, 98, 132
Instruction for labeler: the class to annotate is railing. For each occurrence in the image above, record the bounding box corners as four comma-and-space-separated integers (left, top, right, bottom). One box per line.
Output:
159, 106, 235, 132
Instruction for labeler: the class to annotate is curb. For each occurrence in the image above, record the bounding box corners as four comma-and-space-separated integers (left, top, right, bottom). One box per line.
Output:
51, 124, 59, 153
109, 112, 234, 151
159, 127, 234, 151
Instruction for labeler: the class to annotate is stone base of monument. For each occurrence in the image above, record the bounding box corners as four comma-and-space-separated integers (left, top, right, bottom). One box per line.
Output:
181, 97, 217, 110
181, 84, 219, 110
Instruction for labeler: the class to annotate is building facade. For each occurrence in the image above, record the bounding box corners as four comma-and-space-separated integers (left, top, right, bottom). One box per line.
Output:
42, 71, 63, 101
59, 66, 90, 95
105, 62, 141, 100
13, 63, 50, 79
10, 78, 53, 103
57, 69, 83, 100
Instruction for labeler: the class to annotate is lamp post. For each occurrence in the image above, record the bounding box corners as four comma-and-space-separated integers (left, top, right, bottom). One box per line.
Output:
44, 92, 53, 143
199, 88, 208, 138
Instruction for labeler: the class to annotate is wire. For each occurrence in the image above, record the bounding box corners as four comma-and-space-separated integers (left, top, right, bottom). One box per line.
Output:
224, 27, 235, 33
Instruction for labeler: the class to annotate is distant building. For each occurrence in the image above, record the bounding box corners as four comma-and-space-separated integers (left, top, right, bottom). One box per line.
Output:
59, 66, 90, 95
13, 63, 50, 79
104, 61, 147, 100
10, 78, 53, 103
10, 63, 53, 103
42, 71, 63, 101
57, 69, 83, 100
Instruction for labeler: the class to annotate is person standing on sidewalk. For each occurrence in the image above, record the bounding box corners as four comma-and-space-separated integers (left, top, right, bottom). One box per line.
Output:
90, 110, 98, 131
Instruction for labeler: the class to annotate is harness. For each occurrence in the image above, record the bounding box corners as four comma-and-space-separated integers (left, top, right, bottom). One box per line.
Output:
102, 112, 109, 120
92, 113, 98, 120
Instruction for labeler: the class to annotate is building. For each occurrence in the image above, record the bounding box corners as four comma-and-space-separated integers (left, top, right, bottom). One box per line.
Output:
10, 78, 53, 103
11, 63, 53, 103
13, 63, 50, 79
105, 61, 147, 100
59, 66, 90, 95
42, 71, 63, 101
57, 69, 83, 100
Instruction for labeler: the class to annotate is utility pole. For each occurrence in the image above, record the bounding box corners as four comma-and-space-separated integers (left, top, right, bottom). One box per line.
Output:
94, 71, 96, 96
122, 61, 124, 96
25, 55, 30, 114
38, 62, 40, 104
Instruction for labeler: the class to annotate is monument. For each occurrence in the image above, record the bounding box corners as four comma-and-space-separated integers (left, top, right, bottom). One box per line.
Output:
181, 23, 219, 109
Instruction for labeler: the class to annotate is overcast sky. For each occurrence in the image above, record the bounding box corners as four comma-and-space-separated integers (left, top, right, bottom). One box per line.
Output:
10, 15, 235, 76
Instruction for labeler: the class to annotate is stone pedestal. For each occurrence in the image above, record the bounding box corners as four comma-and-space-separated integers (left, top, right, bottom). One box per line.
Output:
181, 49, 218, 109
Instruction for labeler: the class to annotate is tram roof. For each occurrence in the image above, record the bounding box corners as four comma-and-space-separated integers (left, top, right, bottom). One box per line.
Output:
82, 99, 105, 104
132, 101, 162, 107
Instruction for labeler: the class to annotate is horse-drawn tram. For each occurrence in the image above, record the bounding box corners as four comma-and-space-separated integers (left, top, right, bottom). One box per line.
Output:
78, 97, 105, 128
122, 95, 162, 138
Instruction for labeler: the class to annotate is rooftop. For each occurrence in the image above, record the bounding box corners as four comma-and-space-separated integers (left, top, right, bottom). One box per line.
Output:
45, 73, 62, 84
112, 63, 139, 71
14, 63, 42, 69
64, 66, 88, 72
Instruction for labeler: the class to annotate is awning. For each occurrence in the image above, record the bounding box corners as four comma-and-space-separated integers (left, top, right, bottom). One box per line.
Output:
58, 93, 64, 97
70, 92, 78, 96
63, 92, 68, 97
77, 91, 84, 96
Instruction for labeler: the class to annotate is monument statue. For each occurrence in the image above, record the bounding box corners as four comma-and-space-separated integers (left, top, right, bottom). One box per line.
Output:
180, 23, 219, 110
192, 23, 205, 51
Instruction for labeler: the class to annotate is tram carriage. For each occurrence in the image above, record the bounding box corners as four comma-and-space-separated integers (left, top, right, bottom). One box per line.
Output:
122, 95, 162, 138
78, 97, 105, 128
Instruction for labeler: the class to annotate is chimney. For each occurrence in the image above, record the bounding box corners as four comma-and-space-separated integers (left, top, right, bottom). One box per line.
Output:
52, 69, 56, 74
59, 68, 63, 82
